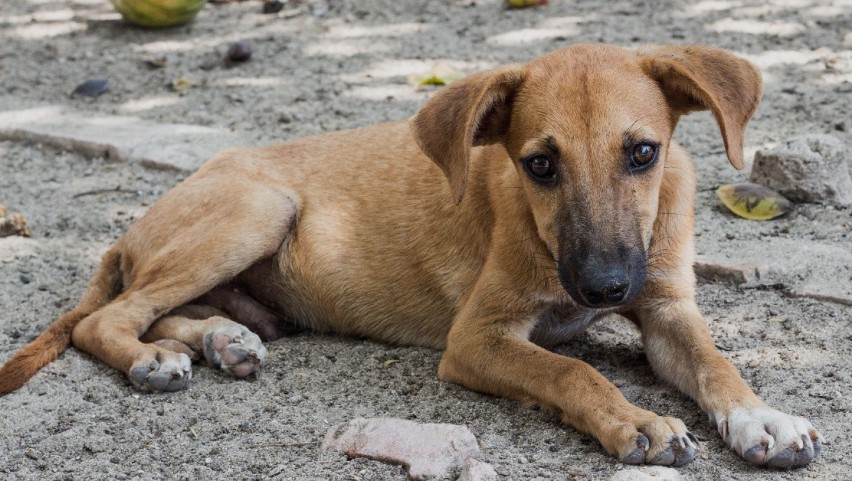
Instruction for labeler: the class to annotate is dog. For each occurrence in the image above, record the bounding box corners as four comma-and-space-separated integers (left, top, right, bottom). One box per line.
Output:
0, 44, 821, 469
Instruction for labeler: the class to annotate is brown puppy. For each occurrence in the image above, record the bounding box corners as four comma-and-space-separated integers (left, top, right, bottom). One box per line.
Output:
0, 44, 821, 468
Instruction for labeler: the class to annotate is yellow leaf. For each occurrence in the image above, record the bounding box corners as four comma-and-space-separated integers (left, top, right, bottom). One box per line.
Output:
716, 183, 793, 220
383, 359, 398, 367
171, 77, 195, 92
408, 63, 464, 88
506, 0, 549, 8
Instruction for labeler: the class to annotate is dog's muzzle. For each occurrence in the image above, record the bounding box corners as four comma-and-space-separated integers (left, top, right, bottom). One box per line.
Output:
559, 245, 647, 309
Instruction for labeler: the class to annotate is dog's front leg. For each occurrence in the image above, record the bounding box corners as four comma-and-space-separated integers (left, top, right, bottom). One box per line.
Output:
633, 297, 823, 468
439, 269, 698, 466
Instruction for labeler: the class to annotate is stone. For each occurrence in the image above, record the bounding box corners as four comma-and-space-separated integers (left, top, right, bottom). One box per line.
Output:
322, 417, 481, 480
696, 239, 852, 307
457, 457, 497, 481
694, 257, 770, 285
751, 134, 852, 206
609, 466, 681, 481
0, 205, 31, 238
0, 105, 244, 173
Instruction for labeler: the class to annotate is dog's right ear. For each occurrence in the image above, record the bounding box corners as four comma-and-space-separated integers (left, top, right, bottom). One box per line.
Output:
411, 66, 525, 204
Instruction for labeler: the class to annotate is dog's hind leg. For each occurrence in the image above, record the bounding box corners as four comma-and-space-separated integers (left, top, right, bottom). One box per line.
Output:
71, 178, 298, 392
142, 305, 268, 378
192, 284, 299, 342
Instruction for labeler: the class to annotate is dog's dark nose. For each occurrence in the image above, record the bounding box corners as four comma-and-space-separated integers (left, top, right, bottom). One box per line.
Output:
579, 274, 630, 307
559, 241, 646, 309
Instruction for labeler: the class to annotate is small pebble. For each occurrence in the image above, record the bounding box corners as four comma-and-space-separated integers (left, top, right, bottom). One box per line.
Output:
73, 78, 109, 98
262, 0, 284, 14
226, 42, 253, 63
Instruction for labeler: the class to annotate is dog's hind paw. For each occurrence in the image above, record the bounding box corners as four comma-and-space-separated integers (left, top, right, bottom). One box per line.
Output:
129, 350, 193, 392
203, 323, 268, 378
716, 407, 822, 469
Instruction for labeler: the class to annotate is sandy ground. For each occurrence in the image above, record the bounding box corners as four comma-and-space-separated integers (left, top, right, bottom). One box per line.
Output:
1, 0, 851, 479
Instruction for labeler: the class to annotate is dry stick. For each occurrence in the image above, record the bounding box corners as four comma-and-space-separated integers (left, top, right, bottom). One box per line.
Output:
72, 186, 139, 198
250, 441, 320, 448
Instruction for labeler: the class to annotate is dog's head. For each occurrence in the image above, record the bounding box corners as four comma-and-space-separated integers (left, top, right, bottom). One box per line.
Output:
411, 44, 762, 308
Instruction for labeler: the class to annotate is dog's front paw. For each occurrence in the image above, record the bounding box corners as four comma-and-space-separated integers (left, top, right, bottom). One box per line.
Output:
612, 415, 699, 466
203, 323, 268, 378
716, 407, 822, 468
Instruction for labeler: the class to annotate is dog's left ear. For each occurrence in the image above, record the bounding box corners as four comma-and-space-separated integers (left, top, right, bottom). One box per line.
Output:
411, 66, 525, 203
639, 45, 763, 170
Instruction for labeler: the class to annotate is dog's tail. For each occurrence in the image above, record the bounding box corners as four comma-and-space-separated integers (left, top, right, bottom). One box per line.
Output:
0, 249, 123, 395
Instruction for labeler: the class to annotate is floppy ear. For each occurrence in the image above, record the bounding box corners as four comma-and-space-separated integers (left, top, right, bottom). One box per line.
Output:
639, 45, 763, 170
411, 66, 525, 203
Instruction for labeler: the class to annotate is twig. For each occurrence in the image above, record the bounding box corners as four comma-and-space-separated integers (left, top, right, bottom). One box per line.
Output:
250, 441, 319, 448
73, 186, 139, 198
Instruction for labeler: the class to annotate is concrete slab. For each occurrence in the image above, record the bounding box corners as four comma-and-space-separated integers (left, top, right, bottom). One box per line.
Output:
0, 105, 244, 173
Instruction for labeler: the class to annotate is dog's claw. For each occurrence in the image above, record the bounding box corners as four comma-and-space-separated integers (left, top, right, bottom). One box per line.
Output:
203, 324, 267, 377
686, 431, 699, 445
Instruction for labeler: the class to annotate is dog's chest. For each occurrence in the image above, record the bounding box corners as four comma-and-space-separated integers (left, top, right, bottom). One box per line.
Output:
529, 304, 609, 347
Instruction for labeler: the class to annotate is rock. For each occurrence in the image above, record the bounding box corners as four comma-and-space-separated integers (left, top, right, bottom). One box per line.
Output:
457, 457, 497, 481
0, 205, 31, 238
0, 105, 244, 173
609, 466, 681, 481
696, 239, 852, 307
72, 78, 109, 98
322, 417, 481, 480
225, 41, 253, 63
694, 257, 770, 285
751, 134, 852, 206
262, 0, 284, 14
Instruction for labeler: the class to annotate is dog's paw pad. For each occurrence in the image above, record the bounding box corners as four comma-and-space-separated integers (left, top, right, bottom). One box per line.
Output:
128, 352, 192, 392
671, 434, 698, 466
650, 446, 674, 465
621, 435, 650, 464
717, 408, 822, 468
203, 324, 268, 378
743, 443, 768, 464
768, 447, 795, 469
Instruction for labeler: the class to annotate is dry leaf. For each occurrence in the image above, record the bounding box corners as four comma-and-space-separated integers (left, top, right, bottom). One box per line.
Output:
506, 0, 549, 8
717, 182, 793, 220
171, 77, 195, 92
408, 63, 464, 88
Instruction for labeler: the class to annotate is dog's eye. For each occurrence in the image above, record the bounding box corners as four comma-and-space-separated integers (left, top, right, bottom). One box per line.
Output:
524, 156, 556, 182
629, 143, 658, 171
